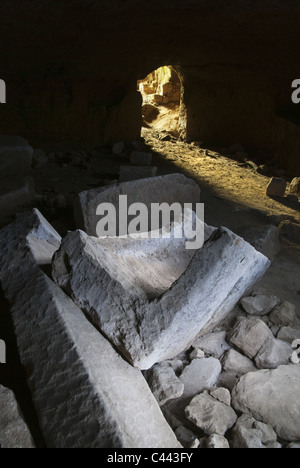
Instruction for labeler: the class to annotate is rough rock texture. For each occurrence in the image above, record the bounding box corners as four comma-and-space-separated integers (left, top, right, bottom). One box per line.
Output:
206, 434, 230, 449
221, 349, 257, 376
185, 391, 237, 436
289, 178, 300, 199
209, 387, 231, 407
145, 363, 184, 406
0, 385, 35, 448
0, 210, 181, 448
73, 173, 201, 236
232, 365, 300, 441
52, 226, 270, 369
240, 294, 280, 316
191, 331, 230, 359
239, 225, 281, 262
269, 302, 298, 327
233, 426, 264, 449
277, 327, 300, 343
179, 358, 222, 398
228, 317, 292, 369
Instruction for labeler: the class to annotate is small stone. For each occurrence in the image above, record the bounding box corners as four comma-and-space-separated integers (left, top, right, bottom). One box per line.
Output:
210, 387, 231, 406
233, 426, 264, 449
253, 421, 277, 444
32, 148, 48, 168
238, 225, 280, 262
240, 295, 280, 316
174, 426, 198, 447
185, 391, 237, 436
146, 363, 184, 406
289, 177, 300, 198
287, 442, 300, 448
189, 348, 205, 360
207, 434, 230, 449
266, 178, 287, 197
255, 337, 292, 369
277, 326, 300, 343
217, 372, 239, 391
269, 302, 297, 327
179, 358, 222, 398
266, 442, 282, 448
228, 317, 274, 359
221, 349, 257, 376
192, 331, 230, 359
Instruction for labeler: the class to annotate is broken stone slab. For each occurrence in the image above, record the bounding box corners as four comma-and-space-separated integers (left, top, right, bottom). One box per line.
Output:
191, 331, 230, 359
238, 225, 280, 262
0, 210, 181, 449
232, 364, 300, 441
130, 151, 153, 166
73, 173, 201, 236
52, 225, 270, 370
0, 135, 33, 177
0, 385, 35, 448
240, 294, 280, 316
0, 176, 35, 219
119, 165, 157, 182
185, 391, 237, 436
269, 302, 298, 327
179, 358, 222, 398
266, 178, 287, 197
221, 349, 257, 376
145, 363, 184, 406
228, 317, 292, 369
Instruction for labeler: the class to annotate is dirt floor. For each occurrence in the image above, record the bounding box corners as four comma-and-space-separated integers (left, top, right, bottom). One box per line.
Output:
0, 127, 300, 446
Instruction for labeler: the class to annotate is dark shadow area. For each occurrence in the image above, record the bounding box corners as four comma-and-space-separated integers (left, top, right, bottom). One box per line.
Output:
0, 287, 46, 448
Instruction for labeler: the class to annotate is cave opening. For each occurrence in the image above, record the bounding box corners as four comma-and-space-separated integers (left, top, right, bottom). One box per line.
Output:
137, 66, 183, 138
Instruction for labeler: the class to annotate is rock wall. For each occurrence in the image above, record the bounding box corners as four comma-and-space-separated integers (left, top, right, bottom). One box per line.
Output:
0, 1, 299, 172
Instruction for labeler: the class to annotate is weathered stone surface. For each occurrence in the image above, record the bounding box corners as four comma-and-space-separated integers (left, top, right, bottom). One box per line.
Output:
266, 178, 287, 197
221, 349, 257, 376
189, 348, 205, 360
0, 135, 33, 177
206, 434, 230, 449
289, 177, 300, 199
232, 365, 300, 441
255, 337, 292, 369
239, 225, 280, 261
130, 151, 153, 166
277, 326, 300, 343
52, 225, 270, 370
253, 421, 277, 445
287, 442, 300, 449
180, 358, 221, 398
269, 302, 298, 327
228, 317, 274, 359
145, 363, 184, 406
191, 331, 230, 359
240, 294, 280, 316
73, 173, 201, 236
0, 385, 35, 448
210, 387, 231, 406
0, 210, 181, 449
233, 426, 264, 449
185, 391, 237, 436
0, 176, 35, 218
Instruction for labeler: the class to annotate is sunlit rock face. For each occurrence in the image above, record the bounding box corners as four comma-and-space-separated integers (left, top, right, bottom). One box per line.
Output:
0, 1, 299, 171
